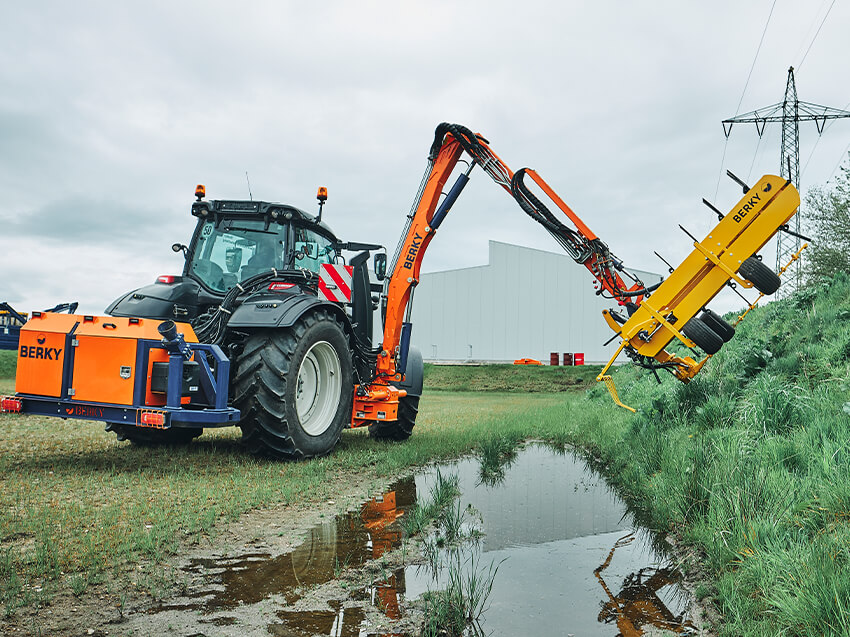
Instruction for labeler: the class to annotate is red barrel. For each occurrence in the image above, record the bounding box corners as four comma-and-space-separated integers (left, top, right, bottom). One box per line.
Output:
574, 353, 585, 365
563, 353, 573, 366
549, 352, 559, 366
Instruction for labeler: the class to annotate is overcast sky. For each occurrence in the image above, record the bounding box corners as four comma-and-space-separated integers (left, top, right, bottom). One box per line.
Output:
2, 0, 848, 316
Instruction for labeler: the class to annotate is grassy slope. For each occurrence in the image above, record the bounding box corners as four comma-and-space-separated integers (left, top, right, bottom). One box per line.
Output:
572, 271, 850, 636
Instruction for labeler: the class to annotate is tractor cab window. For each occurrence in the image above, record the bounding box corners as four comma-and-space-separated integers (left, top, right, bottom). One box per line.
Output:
293, 226, 336, 273
189, 219, 287, 292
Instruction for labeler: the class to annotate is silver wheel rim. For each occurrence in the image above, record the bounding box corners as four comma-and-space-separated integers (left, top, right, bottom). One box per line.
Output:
296, 341, 342, 436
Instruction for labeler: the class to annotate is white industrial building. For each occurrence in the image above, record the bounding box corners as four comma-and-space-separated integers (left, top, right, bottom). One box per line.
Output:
408, 241, 663, 364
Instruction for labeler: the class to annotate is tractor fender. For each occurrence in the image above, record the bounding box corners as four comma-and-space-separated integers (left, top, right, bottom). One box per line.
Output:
226, 294, 350, 331
399, 346, 424, 397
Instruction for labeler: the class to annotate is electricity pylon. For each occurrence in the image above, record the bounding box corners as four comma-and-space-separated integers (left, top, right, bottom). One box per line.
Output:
722, 67, 850, 292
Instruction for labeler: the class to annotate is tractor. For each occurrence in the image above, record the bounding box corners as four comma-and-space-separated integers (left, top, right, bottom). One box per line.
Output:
99, 185, 418, 459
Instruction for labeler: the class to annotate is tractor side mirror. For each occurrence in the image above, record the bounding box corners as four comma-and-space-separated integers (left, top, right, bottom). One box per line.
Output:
172, 243, 188, 258
373, 253, 387, 281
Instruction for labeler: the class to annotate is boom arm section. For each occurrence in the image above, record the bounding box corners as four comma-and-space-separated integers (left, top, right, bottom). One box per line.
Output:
375, 123, 651, 384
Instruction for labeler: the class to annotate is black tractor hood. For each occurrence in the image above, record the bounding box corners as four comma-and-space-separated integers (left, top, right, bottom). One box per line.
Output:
106, 278, 204, 321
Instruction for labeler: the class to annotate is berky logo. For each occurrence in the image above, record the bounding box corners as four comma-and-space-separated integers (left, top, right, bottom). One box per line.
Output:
20, 344, 63, 360
37, 334, 46, 345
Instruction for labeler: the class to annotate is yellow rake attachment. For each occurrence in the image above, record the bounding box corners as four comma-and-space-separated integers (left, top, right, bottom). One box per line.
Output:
597, 175, 803, 411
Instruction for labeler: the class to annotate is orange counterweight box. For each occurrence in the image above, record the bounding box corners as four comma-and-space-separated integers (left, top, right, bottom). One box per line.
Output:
16, 313, 197, 406
15, 313, 78, 398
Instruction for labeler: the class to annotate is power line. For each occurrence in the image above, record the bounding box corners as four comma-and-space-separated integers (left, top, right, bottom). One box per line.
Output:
735, 0, 778, 115
746, 125, 774, 183
793, 0, 831, 63
798, 0, 837, 71
714, 0, 777, 200
827, 141, 850, 182
807, 100, 850, 180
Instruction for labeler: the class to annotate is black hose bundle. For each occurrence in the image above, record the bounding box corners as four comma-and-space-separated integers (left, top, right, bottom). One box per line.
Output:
192, 269, 317, 345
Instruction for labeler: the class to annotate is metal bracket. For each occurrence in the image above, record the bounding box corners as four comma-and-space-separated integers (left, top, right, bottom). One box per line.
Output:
691, 241, 754, 289
624, 298, 696, 350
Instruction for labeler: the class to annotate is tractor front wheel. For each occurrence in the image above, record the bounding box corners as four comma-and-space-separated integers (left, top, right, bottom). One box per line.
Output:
233, 310, 353, 460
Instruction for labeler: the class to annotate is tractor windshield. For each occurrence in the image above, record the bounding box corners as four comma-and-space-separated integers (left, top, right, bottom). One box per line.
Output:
189, 219, 288, 293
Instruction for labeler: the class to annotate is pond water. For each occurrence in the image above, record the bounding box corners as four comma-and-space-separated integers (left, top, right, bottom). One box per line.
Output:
140, 444, 696, 636
405, 444, 695, 636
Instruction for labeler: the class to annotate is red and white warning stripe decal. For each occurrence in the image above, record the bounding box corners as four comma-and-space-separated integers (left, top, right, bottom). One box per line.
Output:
319, 264, 354, 303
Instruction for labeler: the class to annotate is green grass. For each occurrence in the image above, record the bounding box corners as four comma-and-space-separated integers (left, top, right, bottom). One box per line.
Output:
423, 362, 601, 392
0, 350, 15, 379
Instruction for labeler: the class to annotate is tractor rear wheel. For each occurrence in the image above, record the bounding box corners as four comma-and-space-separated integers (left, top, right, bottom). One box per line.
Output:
682, 317, 723, 355
739, 256, 781, 295
233, 310, 353, 460
108, 424, 203, 445
700, 309, 735, 342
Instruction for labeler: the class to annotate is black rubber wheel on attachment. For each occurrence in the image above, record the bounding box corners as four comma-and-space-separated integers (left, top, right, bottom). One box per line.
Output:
108, 424, 203, 445
682, 317, 723, 355
232, 310, 353, 460
739, 256, 781, 295
700, 309, 735, 343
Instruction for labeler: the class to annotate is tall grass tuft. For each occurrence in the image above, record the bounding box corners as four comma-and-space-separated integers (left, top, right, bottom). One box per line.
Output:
476, 434, 519, 487
738, 374, 807, 435
402, 469, 460, 538
421, 550, 502, 637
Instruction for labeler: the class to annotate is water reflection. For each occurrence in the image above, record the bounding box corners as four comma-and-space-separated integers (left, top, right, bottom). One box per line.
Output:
403, 444, 695, 636
595, 533, 697, 636
272, 602, 366, 637
141, 445, 696, 636
148, 478, 416, 635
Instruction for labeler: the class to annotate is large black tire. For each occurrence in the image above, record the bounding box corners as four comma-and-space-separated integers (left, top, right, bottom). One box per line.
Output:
368, 346, 423, 441
232, 310, 353, 460
700, 309, 735, 343
739, 256, 781, 295
107, 423, 203, 445
682, 317, 723, 355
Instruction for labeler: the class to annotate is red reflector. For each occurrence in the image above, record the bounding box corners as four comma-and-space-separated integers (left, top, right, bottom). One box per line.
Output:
141, 412, 166, 426
156, 275, 177, 284
268, 282, 296, 291
1, 397, 23, 413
